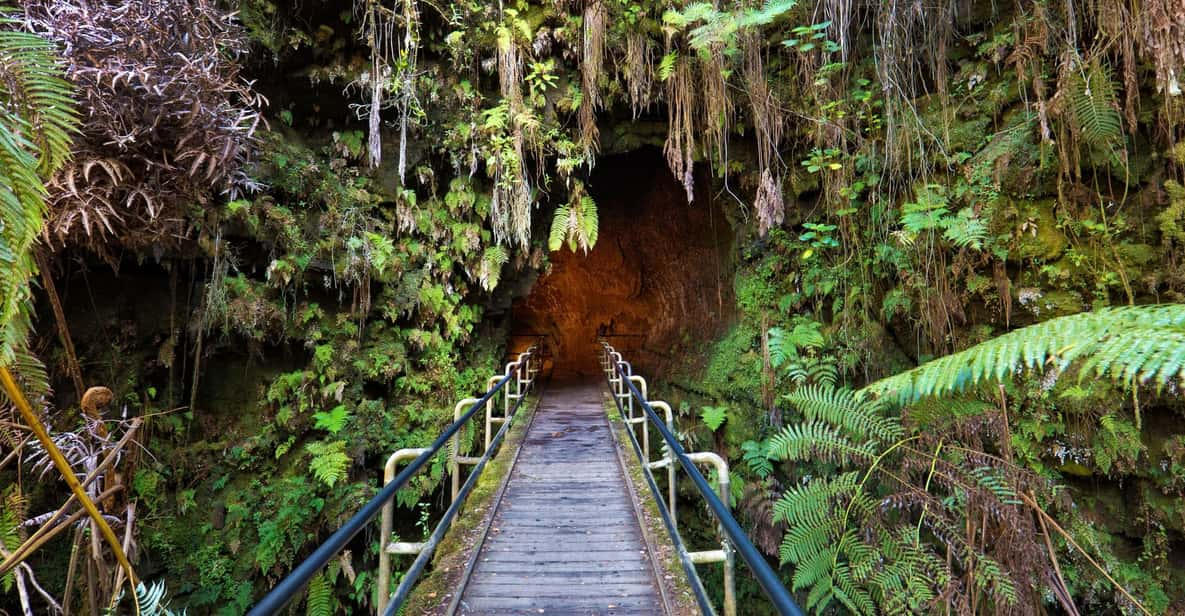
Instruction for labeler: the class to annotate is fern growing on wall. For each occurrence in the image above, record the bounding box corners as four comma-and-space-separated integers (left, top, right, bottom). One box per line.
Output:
306, 440, 350, 488
548, 182, 599, 253
1068, 59, 1124, 149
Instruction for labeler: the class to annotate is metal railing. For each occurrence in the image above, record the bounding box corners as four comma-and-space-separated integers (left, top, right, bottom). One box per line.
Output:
248, 345, 541, 616
599, 341, 805, 616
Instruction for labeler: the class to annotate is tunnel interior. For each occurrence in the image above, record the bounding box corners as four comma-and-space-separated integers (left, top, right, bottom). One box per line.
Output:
511, 148, 736, 377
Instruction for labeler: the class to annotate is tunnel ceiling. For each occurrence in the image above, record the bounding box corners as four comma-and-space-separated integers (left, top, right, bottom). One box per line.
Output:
512, 148, 736, 376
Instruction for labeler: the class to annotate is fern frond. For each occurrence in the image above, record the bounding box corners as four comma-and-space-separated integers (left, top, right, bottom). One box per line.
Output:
547, 204, 570, 252
785, 385, 904, 443
306, 441, 350, 488
1068, 59, 1123, 147
861, 305, 1185, 404
767, 421, 875, 465
305, 572, 334, 616
0, 19, 76, 368
478, 245, 509, 291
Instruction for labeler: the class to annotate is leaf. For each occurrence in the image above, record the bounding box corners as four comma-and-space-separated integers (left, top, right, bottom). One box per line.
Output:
701, 405, 728, 431
306, 441, 350, 488
312, 405, 351, 434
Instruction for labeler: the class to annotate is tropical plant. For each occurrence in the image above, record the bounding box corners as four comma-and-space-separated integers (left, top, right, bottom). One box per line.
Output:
0, 13, 76, 368
861, 304, 1185, 410
1066, 58, 1124, 149
306, 441, 351, 488
548, 183, 599, 253
768, 383, 1148, 615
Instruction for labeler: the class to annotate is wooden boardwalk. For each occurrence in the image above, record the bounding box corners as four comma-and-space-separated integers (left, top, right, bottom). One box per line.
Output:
454, 383, 669, 615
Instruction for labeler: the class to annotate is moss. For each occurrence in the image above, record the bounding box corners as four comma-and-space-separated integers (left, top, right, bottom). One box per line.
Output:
1011, 198, 1067, 261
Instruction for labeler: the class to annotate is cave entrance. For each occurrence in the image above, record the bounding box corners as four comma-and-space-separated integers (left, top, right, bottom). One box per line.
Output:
511, 147, 735, 377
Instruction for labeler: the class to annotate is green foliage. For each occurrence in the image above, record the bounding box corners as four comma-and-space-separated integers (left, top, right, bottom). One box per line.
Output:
548, 186, 599, 253
306, 440, 350, 488
863, 305, 1185, 404
313, 405, 352, 434
768, 321, 825, 368
478, 245, 508, 291
740, 439, 774, 478
664, 0, 798, 52
305, 572, 334, 616
1068, 60, 1123, 148
701, 405, 728, 431
784, 385, 903, 443
0, 488, 24, 592
896, 184, 986, 250
0, 15, 77, 366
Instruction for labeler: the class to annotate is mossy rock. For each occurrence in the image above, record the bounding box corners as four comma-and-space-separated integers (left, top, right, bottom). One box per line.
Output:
1011, 198, 1067, 261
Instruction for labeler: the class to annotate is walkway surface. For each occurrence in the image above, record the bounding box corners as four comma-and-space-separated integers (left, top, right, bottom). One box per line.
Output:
455, 383, 668, 615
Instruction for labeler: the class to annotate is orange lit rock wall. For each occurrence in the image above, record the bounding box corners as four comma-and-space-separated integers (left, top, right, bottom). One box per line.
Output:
512, 148, 735, 377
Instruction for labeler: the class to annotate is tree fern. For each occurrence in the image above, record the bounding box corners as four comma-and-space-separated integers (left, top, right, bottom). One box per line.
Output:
767, 421, 875, 465
861, 304, 1185, 404
0, 17, 77, 368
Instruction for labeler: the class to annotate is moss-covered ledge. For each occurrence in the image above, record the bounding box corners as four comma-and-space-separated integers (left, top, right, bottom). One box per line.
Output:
400, 392, 542, 614
603, 391, 700, 614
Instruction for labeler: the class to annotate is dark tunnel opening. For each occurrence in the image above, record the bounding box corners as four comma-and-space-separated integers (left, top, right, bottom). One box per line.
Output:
511, 147, 737, 377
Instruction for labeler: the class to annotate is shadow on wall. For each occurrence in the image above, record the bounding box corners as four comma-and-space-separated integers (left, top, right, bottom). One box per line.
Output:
512, 147, 736, 377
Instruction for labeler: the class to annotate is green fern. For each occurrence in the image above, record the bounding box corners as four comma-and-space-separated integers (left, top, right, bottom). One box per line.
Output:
767, 421, 875, 465
657, 51, 678, 82
767, 321, 825, 369
547, 186, 599, 253
306, 441, 350, 488
305, 572, 334, 616
1068, 59, 1124, 148
861, 304, 1185, 404
700, 405, 728, 431
784, 385, 903, 443
312, 405, 351, 435
479, 245, 509, 291
0, 487, 24, 592
0, 16, 78, 368
740, 440, 773, 478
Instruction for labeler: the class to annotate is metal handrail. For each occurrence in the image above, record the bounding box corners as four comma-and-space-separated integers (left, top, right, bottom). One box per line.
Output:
599, 341, 804, 616
248, 346, 540, 616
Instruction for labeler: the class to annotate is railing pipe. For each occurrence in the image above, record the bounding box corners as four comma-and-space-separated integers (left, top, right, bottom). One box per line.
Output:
599, 341, 804, 616
249, 346, 538, 616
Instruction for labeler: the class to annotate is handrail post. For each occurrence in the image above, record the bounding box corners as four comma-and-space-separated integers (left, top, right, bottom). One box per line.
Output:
627, 375, 649, 461
377, 447, 430, 616
648, 401, 677, 525
451, 397, 482, 503
687, 452, 735, 616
